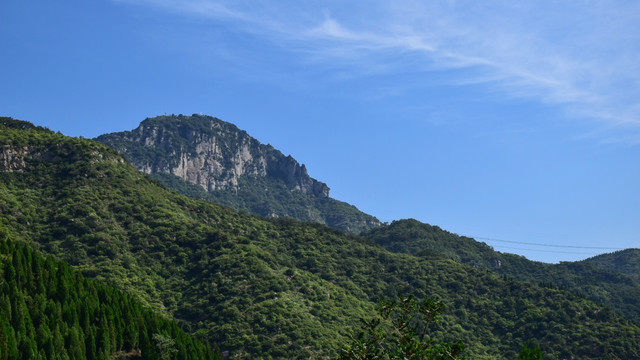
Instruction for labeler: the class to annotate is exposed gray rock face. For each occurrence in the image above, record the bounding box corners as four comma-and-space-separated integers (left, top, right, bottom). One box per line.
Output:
97, 114, 382, 233
97, 114, 330, 198
0, 145, 28, 172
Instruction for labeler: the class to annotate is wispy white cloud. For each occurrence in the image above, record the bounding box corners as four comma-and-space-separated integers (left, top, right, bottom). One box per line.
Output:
115, 0, 640, 143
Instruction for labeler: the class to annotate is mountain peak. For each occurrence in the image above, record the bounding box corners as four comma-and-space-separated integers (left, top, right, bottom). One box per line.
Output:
98, 114, 330, 197
97, 114, 381, 232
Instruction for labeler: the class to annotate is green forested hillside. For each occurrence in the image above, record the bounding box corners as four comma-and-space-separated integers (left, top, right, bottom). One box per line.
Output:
2, 118, 640, 359
0, 230, 219, 360
363, 219, 640, 325
583, 249, 640, 283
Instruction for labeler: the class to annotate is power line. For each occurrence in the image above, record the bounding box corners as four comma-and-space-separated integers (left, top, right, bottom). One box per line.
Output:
466, 235, 626, 251
489, 245, 601, 255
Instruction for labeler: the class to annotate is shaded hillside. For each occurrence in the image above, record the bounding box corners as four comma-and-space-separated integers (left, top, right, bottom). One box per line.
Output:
583, 249, 640, 283
96, 114, 380, 233
0, 229, 219, 360
2, 117, 640, 359
363, 219, 640, 325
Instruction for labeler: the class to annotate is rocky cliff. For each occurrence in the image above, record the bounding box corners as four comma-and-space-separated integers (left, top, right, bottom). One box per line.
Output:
96, 114, 381, 232
97, 114, 329, 197
0, 145, 28, 172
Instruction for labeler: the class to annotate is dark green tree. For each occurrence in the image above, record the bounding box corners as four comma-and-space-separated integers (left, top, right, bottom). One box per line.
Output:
518, 342, 543, 360
153, 333, 178, 360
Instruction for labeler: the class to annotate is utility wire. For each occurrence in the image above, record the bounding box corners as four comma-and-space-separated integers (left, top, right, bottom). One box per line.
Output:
466, 235, 627, 251
489, 245, 600, 255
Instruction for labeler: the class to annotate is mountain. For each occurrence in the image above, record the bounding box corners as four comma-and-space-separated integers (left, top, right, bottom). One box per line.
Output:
362, 219, 640, 325
96, 114, 381, 233
3, 117, 640, 359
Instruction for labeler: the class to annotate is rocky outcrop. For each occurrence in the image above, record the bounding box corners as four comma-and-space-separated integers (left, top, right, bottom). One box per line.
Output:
0, 145, 28, 172
96, 114, 382, 233
97, 114, 330, 198
1, 142, 123, 174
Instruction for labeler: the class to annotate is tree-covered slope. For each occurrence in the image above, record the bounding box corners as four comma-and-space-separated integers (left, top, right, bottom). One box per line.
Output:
96, 114, 381, 233
363, 219, 640, 325
583, 249, 640, 283
0, 229, 219, 360
2, 117, 640, 359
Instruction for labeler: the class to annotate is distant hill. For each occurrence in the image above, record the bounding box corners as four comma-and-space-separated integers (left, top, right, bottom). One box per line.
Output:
363, 219, 640, 325
3, 117, 640, 358
583, 249, 640, 283
96, 114, 381, 233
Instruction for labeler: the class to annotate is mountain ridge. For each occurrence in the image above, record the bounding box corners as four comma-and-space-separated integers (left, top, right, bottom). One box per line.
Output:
582, 248, 640, 283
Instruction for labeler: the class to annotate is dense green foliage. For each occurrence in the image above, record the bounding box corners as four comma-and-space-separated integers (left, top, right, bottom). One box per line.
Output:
339, 296, 465, 360
96, 114, 381, 233
0, 230, 219, 360
583, 249, 640, 283
518, 342, 543, 360
150, 172, 380, 233
2, 118, 640, 359
363, 219, 640, 325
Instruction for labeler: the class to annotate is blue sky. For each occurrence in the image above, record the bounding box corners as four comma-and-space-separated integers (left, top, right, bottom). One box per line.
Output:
2, 0, 639, 263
